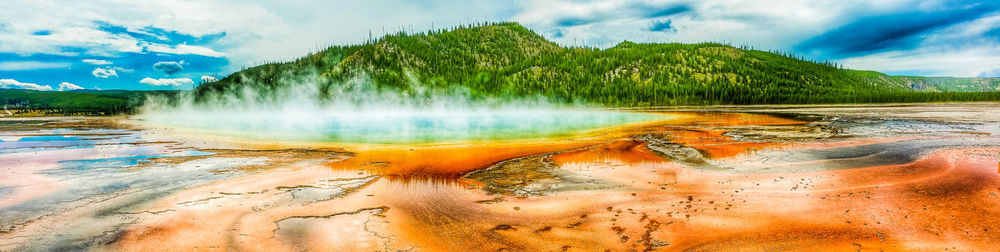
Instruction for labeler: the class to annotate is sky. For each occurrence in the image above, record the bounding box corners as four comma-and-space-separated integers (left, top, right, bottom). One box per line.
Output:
0, 0, 998, 91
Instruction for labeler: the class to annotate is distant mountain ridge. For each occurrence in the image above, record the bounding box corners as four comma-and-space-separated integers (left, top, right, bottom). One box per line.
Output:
889, 76, 1000, 92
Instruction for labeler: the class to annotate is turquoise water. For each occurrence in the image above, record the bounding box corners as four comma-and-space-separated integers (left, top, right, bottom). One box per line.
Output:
139, 109, 669, 144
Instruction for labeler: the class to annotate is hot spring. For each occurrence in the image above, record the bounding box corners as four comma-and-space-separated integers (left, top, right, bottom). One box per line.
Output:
137, 76, 671, 144
136, 108, 668, 144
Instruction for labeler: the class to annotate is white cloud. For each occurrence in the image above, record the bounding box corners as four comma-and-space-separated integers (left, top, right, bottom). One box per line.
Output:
839, 12, 1000, 77
144, 43, 225, 57
200, 75, 218, 82
0, 0, 233, 57
0, 23, 143, 57
0, 79, 53, 91
112, 66, 134, 73
139, 77, 193, 86
840, 46, 1000, 77
4, 0, 987, 78
58, 82, 84, 91
0, 1, 513, 72
513, 0, 911, 49
81, 59, 112, 65
0, 79, 84, 91
126, 26, 169, 40
92, 67, 119, 78
509, 0, 1000, 77
0, 61, 70, 71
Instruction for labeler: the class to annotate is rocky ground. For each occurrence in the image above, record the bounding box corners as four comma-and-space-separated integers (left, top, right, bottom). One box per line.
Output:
2, 103, 1000, 251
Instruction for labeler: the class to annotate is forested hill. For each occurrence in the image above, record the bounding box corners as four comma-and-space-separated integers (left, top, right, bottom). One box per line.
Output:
195, 22, 999, 106
0, 89, 177, 116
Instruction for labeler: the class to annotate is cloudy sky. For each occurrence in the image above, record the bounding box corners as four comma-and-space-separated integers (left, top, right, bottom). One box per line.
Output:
1, 0, 998, 91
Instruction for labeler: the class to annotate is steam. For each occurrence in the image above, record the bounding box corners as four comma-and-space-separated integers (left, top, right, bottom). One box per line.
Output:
138, 71, 664, 144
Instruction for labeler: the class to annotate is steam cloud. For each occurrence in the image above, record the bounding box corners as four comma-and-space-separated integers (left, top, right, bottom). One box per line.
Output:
138, 71, 664, 144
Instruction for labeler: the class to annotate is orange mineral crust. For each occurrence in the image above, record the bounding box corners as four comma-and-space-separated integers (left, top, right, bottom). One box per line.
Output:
100, 112, 1000, 251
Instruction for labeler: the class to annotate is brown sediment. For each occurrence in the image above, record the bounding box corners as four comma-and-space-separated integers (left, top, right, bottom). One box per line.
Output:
12, 108, 1000, 251
462, 145, 616, 197
0, 116, 112, 126
324, 141, 596, 176
537, 143, 1000, 251
134, 148, 353, 171
633, 112, 810, 159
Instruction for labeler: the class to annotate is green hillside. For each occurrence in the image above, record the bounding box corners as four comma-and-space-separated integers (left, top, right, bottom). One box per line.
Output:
0, 89, 177, 116
196, 22, 1000, 106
